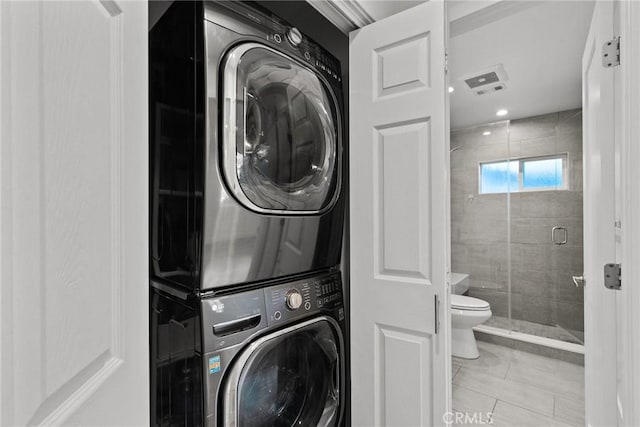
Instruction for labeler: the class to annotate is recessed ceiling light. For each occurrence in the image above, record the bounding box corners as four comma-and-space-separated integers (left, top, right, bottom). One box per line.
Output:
448, 86, 455, 93
483, 131, 491, 136
496, 109, 508, 117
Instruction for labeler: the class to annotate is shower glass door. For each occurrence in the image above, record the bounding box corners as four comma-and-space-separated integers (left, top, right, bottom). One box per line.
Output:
506, 110, 584, 344
552, 111, 585, 344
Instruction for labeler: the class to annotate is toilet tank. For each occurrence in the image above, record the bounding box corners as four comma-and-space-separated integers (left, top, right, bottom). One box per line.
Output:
450, 273, 470, 295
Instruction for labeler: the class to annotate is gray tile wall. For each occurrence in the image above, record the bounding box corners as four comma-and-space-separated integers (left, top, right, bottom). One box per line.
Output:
451, 109, 584, 337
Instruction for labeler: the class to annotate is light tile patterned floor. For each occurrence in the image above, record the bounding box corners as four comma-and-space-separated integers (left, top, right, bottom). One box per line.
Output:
451, 341, 584, 426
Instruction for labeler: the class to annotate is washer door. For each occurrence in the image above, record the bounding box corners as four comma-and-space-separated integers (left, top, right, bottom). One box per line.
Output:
224, 317, 343, 427
221, 43, 341, 214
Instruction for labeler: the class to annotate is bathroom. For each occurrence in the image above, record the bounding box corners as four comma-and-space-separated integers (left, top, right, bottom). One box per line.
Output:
447, 1, 592, 425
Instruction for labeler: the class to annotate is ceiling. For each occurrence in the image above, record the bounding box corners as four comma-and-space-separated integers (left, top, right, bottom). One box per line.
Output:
312, 0, 595, 129
447, 1, 594, 128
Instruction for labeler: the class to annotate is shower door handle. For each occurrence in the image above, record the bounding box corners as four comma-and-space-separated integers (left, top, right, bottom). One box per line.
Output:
552, 226, 568, 245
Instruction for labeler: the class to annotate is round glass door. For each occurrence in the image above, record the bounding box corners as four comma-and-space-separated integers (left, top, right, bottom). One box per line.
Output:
222, 43, 341, 214
229, 319, 342, 427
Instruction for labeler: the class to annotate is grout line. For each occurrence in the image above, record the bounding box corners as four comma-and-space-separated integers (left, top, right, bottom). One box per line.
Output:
501, 373, 578, 399
496, 399, 555, 419
455, 382, 500, 402
556, 324, 585, 345
454, 368, 558, 417
491, 398, 498, 414
497, 368, 585, 403
456, 343, 583, 425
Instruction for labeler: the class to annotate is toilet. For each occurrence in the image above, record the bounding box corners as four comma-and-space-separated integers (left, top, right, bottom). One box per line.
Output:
450, 273, 492, 359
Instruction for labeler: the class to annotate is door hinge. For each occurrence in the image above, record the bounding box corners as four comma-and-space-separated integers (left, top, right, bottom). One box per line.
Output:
604, 263, 621, 290
445, 50, 449, 74
602, 37, 620, 68
434, 294, 440, 334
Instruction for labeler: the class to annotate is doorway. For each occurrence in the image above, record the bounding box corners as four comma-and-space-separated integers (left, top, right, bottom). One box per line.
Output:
447, 1, 594, 424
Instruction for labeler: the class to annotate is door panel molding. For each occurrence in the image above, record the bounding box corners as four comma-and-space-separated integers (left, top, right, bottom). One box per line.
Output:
373, 32, 431, 97
349, 1, 450, 425
1, 1, 148, 425
374, 324, 433, 426
374, 118, 432, 282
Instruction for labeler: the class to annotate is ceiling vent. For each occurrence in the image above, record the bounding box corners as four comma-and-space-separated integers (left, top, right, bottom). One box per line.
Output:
460, 64, 509, 93
475, 83, 507, 96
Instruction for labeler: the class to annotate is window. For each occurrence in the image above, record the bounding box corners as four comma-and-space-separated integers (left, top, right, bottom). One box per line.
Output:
479, 154, 568, 194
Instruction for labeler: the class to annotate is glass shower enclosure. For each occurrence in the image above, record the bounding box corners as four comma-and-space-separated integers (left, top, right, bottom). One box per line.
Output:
450, 109, 584, 346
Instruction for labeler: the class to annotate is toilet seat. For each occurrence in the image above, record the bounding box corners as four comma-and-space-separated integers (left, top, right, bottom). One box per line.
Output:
451, 294, 490, 311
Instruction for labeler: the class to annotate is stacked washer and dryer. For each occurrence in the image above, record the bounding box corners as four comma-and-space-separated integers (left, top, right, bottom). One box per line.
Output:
149, 2, 347, 426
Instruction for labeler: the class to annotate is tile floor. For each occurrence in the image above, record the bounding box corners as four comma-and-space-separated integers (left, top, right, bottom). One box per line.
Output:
452, 341, 584, 426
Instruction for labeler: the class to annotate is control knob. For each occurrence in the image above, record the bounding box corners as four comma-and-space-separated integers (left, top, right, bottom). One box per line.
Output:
287, 27, 303, 47
285, 289, 303, 310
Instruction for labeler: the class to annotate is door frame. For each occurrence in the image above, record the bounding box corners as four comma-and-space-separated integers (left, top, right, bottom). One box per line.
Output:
614, 0, 640, 424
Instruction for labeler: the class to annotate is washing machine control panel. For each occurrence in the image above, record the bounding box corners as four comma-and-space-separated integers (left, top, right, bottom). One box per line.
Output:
264, 273, 342, 325
285, 289, 303, 310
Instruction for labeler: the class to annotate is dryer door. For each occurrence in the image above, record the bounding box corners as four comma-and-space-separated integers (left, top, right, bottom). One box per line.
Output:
221, 43, 341, 214
223, 317, 343, 427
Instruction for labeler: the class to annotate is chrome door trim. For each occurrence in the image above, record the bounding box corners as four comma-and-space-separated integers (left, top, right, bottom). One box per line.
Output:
222, 315, 344, 427
220, 42, 343, 216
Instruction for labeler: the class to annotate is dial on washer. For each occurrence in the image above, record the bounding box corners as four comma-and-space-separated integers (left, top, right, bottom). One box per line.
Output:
287, 27, 303, 47
285, 290, 303, 310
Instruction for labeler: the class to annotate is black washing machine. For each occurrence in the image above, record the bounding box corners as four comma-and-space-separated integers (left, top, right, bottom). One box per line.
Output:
150, 272, 346, 426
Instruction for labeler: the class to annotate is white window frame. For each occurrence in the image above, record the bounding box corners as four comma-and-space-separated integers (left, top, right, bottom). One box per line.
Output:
478, 153, 569, 194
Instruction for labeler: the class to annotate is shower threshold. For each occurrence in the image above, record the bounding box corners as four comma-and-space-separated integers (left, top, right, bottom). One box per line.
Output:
474, 322, 584, 356
484, 315, 584, 344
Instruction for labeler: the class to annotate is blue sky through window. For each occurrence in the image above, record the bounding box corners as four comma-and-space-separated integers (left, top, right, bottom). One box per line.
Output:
480, 155, 566, 194
480, 161, 519, 193
522, 158, 563, 189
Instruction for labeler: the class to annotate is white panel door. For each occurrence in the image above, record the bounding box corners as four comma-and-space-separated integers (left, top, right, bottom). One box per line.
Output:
0, 1, 149, 425
582, 1, 618, 425
349, 1, 450, 425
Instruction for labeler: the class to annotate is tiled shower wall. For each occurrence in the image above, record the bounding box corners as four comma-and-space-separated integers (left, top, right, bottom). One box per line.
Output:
450, 109, 584, 338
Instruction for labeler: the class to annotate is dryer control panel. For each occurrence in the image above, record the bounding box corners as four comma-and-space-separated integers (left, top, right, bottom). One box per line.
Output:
264, 273, 343, 326
209, 1, 342, 83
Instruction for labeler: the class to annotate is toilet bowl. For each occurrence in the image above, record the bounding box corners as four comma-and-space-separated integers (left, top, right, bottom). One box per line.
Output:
451, 294, 492, 359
